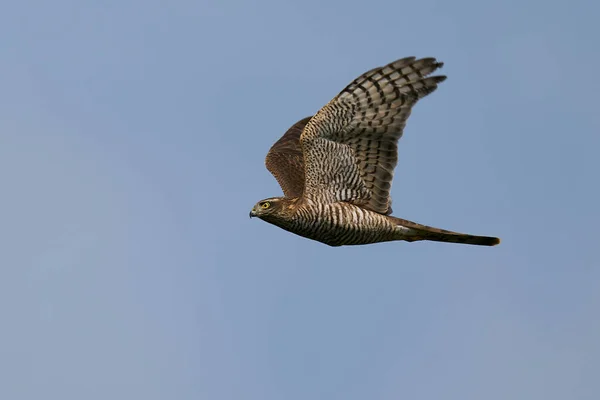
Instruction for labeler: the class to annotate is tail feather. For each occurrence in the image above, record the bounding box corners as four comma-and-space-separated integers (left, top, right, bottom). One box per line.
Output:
389, 216, 500, 246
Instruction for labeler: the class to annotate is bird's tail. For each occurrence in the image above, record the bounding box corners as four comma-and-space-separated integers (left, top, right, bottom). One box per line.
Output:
389, 216, 500, 246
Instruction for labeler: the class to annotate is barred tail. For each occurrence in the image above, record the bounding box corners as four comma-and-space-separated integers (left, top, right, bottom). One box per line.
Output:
389, 216, 500, 246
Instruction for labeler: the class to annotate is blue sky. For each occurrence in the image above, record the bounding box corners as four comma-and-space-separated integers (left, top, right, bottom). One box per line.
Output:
1, 0, 599, 399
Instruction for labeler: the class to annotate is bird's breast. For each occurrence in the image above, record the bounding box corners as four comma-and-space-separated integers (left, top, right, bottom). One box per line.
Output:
289, 202, 396, 246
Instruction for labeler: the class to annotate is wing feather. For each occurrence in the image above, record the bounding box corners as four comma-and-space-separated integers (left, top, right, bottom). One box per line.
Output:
265, 117, 312, 198
300, 57, 446, 214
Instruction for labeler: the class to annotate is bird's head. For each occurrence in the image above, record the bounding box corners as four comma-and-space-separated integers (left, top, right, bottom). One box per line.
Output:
249, 197, 289, 222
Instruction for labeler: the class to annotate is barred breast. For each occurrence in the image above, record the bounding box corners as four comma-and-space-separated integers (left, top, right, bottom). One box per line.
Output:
291, 202, 398, 246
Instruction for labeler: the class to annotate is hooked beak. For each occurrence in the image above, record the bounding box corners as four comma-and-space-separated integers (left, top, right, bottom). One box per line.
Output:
249, 208, 257, 218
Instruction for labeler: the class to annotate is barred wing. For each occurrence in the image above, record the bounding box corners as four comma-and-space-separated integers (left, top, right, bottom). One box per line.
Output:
300, 57, 446, 214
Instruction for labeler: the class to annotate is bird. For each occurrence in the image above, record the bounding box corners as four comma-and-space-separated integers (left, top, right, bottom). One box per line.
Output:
249, 56, 500, 247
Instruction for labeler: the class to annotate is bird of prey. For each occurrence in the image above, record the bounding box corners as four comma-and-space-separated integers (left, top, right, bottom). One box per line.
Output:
250, 56, 500, 247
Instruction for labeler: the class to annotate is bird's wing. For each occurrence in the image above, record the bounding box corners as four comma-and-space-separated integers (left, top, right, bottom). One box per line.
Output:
265, 116, 312, 198
300, 57, 445, 214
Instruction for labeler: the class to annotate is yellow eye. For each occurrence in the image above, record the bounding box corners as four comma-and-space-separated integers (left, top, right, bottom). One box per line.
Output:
261, 201, 271, 209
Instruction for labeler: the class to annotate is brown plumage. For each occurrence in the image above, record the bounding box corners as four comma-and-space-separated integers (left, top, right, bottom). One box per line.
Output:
250, 56, 500, 247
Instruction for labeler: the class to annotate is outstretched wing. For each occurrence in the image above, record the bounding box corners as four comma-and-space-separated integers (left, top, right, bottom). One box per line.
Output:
265, 116, 312, 198
300, 57, 446, 214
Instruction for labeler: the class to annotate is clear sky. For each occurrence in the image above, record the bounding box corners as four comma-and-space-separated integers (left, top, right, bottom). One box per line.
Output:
1, 1, 598, 399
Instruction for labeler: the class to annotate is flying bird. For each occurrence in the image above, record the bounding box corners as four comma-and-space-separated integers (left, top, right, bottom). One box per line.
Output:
250, 56, 500, 247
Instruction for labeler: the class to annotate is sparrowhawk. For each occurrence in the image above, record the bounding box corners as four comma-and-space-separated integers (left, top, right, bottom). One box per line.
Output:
250, 56, 500, 247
